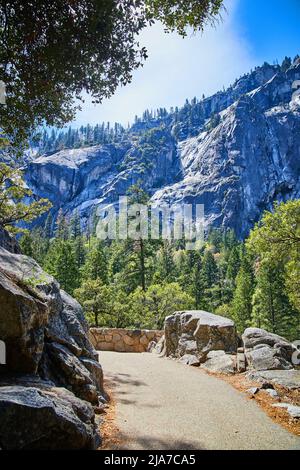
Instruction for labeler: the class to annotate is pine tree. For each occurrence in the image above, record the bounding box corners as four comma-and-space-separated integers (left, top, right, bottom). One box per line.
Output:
70, 210, 81, 239
73, 236, 86, 270
19, 232, 33, 257
231, 253, 254, 332
190, 252, 204, 308
251, 259, 298, 339
281, 56, 292, 71
200, 250, 219, 310
226, 245, 241, 286
154, 241, 177, 283
55, 209, 69, 240
74, 279, 111, 327
44, 212, 53, 239
202, 250, 218, 286
82, 239, 108, 283
45, 240, 79, 294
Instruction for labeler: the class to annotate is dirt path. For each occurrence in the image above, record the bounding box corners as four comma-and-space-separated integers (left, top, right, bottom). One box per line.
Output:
100, 351, 300, 450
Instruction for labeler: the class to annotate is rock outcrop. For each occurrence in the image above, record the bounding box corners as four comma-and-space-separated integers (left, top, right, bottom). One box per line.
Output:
0, 244, 104, 449
23, 62, 300, 238
164, 310, 238, 363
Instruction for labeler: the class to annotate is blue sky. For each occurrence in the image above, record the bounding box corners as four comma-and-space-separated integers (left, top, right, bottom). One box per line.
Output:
73, 0, 300, 127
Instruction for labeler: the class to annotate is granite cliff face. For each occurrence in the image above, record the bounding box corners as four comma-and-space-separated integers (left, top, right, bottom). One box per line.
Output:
24, 62, 300, 237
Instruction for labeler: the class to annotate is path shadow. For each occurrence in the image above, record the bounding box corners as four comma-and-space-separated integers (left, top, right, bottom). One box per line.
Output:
118, 398, 161, 408
106, 372, 148, 388
108, 431, 206, 450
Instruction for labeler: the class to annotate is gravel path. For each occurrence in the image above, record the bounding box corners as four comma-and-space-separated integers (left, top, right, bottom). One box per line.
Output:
100, 351, 300, 450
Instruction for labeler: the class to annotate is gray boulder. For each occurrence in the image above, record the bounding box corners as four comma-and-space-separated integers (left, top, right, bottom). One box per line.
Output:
245, 345, 293, 371
42, 342, 99, 404
242, 328, 295, 371
153, 335, 166, 355
164, 310, 238, 362
45, 286, 98, 360
246, 387, 259, 396
0, 265, 49, 373
179, 354, 200, 367
0, 247, 103, 399
236, 352, 247, 373
265, 389, 279, 398
0, 386, 100, 450
201, 350, 236, 374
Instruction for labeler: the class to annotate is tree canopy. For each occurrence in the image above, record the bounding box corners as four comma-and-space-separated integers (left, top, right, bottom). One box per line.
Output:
0, 0, 224, 150
247, 200, 300, 318
0, 162, 51, 233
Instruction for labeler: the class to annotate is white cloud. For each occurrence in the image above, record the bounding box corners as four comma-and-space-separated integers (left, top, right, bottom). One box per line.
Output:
73, 0, 256, 127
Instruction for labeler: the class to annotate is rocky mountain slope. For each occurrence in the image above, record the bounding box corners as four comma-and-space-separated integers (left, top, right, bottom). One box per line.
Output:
24, 61, 300, 238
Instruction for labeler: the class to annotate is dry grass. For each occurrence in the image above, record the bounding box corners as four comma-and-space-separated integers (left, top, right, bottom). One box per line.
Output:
98, 379, 125, 450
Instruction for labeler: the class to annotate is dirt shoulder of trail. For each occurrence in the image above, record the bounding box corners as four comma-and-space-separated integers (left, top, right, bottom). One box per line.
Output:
209, 371, 300, 437
98, 379, 123, 450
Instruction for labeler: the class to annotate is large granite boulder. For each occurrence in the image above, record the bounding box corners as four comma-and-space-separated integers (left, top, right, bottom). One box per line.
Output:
201, 350, 236, 374
164, 310, 238, 363
0, 269, 48, 373
242, 328, 296, 371
0, 243, 104, 448
0, 386, 100, 450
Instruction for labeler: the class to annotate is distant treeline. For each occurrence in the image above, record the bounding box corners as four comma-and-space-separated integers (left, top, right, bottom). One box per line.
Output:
33, 55, 299, 155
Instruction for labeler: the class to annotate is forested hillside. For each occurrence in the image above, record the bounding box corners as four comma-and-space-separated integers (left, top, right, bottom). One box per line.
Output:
19, 197, 300, 341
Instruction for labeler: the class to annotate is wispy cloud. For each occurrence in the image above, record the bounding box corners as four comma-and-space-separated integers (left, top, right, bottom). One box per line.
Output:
73, 0, 256, 127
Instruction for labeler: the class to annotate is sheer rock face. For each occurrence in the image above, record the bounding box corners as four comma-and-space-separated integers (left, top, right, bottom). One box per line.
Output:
0, 245, 103, 449
152, 64, 300, 237
24, 63, 300, 238
164, 310, 238, 363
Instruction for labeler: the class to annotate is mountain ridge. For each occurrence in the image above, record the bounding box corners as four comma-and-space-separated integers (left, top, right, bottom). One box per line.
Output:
24, 58, 300, 238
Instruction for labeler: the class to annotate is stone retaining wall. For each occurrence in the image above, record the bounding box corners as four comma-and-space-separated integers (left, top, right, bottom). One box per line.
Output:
89, 328, 164, 353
